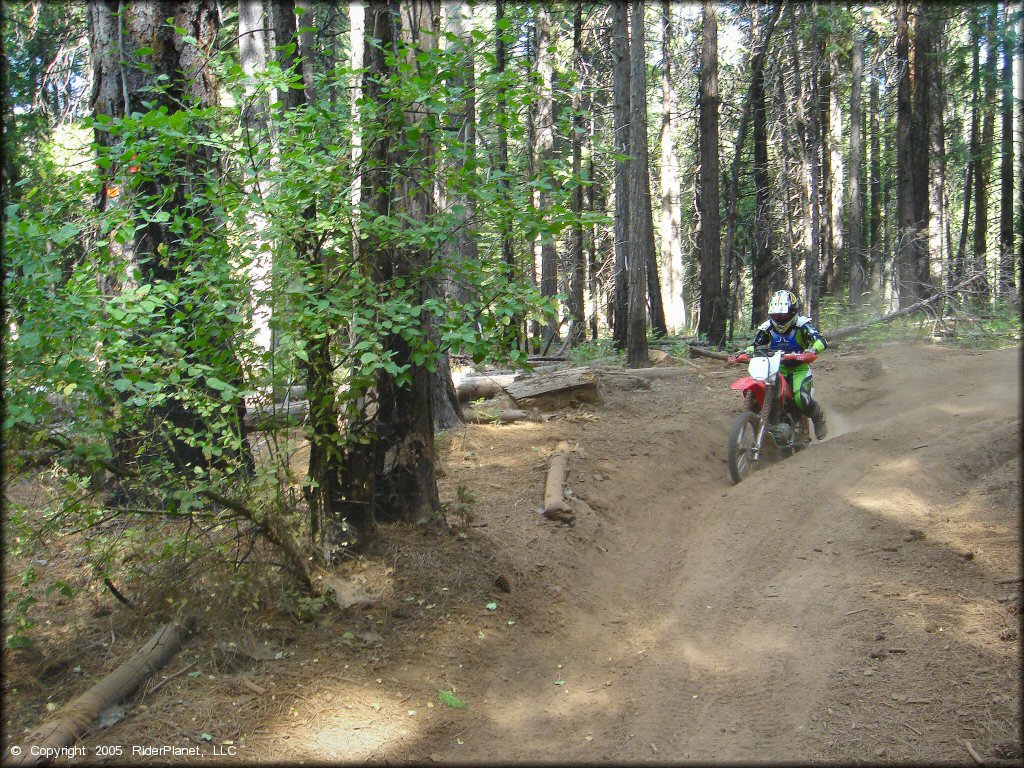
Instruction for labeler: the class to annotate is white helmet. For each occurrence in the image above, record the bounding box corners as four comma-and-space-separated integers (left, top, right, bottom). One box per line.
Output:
768, 290, 799, 333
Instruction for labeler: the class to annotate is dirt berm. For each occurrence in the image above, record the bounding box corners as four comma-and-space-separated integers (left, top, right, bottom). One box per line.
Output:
47, 342, 1019, 763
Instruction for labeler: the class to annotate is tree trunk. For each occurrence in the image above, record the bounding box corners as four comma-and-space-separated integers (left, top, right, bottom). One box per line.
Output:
88, 0, 252, 495
659, 0, 684, 331
350, 2, 365, 263
895, 0, 918, 307
750, 27, 776, 323
818, 8, 834, 296
611, 0, 630, 349
911, 3, 933, 295
441, 0, 477, 304
828, 41, 844, 297
847, 31, 865, 304
269, 0, 353, 553
789, 9, 819, 319
953, 19, 981, 288
998, 2, 1015, 301
239, 0, 273, 354
494, 0, 518, 345
588, 109, 604, 340
974, 4, 997, 302
722, 3, 780, 327
569, 0, 586, 345
773, 65, 799, 290
869, 55, 882, 296
535, 5, 559, 345
928, 17, 949, 290
355, 0, 443, 537
626, 0, 652, 365
1018, 10, 1024, 306
697, 1, 725, 346
429, 0, 475, 432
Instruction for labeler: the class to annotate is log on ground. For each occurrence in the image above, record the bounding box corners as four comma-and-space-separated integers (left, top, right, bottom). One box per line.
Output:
688, 345, 730, 361
13, 619, 194, 766
455, 376, 517, 403
467, 409, 537, 424
543, 441, 573, 522
504, 368, 602, 410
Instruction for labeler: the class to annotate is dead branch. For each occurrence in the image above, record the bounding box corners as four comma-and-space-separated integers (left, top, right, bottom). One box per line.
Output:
38, 431, 321, 593
829, 276, 984, 342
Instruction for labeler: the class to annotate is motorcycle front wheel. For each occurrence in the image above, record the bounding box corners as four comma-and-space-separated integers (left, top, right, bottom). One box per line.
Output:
727, 411, 760, 484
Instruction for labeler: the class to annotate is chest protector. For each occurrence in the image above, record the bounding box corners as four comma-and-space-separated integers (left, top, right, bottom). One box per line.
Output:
768, 327, 803, 353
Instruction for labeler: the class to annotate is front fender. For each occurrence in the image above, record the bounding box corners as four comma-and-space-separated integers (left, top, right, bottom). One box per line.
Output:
731, 377, 765, 408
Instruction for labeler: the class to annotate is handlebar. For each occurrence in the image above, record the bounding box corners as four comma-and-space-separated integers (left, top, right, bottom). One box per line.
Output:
727, 350, 817, 364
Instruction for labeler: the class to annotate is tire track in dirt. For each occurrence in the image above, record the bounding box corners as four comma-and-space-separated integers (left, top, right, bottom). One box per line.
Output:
399, 343, 1019, 763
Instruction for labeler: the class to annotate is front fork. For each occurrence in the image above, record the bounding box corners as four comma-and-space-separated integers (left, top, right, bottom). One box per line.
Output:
751, 380, 777, 462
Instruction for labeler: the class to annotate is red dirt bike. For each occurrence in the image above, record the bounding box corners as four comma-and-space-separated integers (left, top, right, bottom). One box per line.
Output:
725, 347, 818, 484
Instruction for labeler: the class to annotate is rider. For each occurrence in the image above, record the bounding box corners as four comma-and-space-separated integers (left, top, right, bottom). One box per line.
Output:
744, 289, 828, 439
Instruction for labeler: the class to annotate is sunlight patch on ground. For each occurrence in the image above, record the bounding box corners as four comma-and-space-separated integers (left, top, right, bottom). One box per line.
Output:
931, 402, 990, 417
250, 687, 412, 762
651, 617, 798, 677
847, 488, 929, 522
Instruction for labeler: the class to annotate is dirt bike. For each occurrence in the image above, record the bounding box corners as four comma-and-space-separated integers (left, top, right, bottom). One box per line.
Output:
725, 347, 818, 484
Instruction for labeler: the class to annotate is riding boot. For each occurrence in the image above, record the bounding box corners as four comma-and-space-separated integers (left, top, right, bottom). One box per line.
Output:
806, 398, 828, 440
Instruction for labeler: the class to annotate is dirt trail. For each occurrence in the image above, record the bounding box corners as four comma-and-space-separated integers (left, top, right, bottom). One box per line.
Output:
9, 343, 1017, 764
395, 342, 1020, 763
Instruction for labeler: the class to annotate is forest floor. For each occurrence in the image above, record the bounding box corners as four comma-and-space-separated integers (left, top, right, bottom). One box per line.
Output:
3, 340, 1021, 764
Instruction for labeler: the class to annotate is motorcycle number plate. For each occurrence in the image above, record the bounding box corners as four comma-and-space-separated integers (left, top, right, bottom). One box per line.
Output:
748, 352, 781, 381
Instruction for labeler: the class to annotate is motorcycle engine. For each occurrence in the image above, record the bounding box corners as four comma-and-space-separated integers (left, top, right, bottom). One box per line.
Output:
768, 419, 793, 445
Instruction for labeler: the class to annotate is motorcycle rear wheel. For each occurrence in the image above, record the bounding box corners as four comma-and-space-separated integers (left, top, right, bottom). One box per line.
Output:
727, 411, 760, 484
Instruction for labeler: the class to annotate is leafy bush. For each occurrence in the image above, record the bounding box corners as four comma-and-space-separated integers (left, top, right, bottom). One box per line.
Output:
2, 20, 588, 645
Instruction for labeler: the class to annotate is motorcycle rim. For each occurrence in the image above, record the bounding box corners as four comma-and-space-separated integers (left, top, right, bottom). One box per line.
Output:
727, 411, 759, 484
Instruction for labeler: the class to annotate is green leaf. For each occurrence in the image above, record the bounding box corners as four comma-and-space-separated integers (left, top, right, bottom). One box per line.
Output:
485, 602, 497, 611
17, 331, 40, 349
438, 689, 467, 709
206, 377, 228, 390
45, 581, 75, 599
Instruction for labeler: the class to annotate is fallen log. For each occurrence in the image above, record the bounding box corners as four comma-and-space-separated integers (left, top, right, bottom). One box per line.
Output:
467, 409, 535, 424
688, 345, 730, 361
455, 376, 517, 403
504, 368, 602, 410
595, 371, 651, 391
607, 366, 692, 381
543, 441, 573, 521
647, 350, 675, 367
12, 619, 194, 766
828, 277, 980, 342
243, 400, 309, 431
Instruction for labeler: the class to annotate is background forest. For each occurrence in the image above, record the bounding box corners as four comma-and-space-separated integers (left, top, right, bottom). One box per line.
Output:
3, 0, 1022, 653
